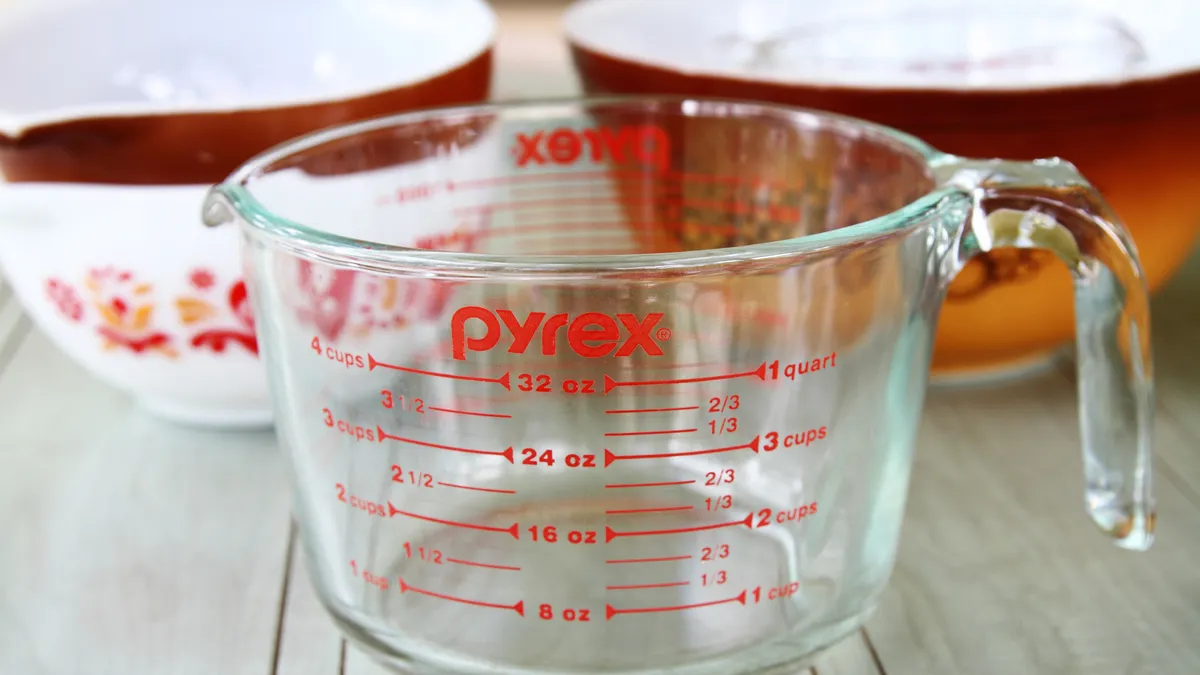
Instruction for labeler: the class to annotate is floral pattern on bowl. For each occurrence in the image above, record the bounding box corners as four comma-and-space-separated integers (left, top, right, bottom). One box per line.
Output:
45, 266, 257, 360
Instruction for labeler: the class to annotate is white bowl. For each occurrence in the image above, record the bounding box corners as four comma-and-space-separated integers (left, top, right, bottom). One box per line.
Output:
0, 0, 497, 429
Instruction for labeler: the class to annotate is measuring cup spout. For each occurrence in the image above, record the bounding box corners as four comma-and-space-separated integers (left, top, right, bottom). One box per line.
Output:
201, 186, 237, 229
935, 155, 1156, 551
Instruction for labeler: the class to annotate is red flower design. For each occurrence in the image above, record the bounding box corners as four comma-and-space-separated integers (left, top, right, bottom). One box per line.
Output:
188, 279, 258, 356
190, 268, 216, 290
228, 280, 255, 332
296, 262, 355, 341
46, 278, 85, 323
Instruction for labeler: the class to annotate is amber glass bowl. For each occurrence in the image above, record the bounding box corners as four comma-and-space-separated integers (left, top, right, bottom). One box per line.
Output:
564, 0, 1200, 379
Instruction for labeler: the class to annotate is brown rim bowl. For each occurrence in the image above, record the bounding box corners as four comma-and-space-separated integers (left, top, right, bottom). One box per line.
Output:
0, 0, 497, 429
564, 0, 1200, 378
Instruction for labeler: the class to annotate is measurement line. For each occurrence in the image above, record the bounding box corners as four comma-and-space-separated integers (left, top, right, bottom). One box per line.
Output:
444, 169, 796, 192
398, 577, 525, 615
606, 590, 746, 620
606, 581, 690, 591
604, 362, 767, 393
377, 427, 515, 463
453, 197, 798, 219
604, 428, 696, 437
605, 406, 701, 415
604, 436, 759, 466
606, 514, 753, 542
387, 502, 520, 539
368, 354, 511, 390
428, 406, 513, 419
605, 505, 694, 515
606, 555, 694, 565
446, 557, 522, 572
436, 482, 517, 495
604, 479, 696, 489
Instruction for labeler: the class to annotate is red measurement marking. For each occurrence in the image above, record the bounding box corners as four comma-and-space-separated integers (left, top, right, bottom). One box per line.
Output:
606, 406, 701, 415
368, 354, 512, 390
604, 428, 697, 437
604, 436, 760, 466
604, 479, 697, 489
606, 590, 746, 620
605, 505, 694, 515
604, 362, 767, 393
446, 557, 522, 572
606, 555, 694, 565
606, 581, 690, 591
606, 513, 753, 542
522, 247, 643, 256
474, 360, 725, 377
377, 427, 515, 463
442, 170, 795, 192
387, 502, 520, 539
398, 577, 525, 615
454, 197, 797, 219
428, 406, 513, 420
436, 482, 517, 495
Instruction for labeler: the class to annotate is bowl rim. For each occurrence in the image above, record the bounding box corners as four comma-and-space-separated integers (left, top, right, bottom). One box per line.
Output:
208, 95, 960, 279
0, 0, 497, 138
561, 0, 1200, 94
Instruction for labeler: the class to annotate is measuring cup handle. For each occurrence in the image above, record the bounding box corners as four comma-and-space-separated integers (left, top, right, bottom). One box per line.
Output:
933, 156, 1155, 551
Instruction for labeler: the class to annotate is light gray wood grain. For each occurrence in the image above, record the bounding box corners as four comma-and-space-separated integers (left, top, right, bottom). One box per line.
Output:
1139, 253, 1200, 502
0, 283, 30, 364
273, 529, 345, 675
865, 331, 1200, 675
340, 637, 881, 675
0, 329, 294, 675
810, 632, 882, 675
344, 643, 394, 675
490, 0, 581, 101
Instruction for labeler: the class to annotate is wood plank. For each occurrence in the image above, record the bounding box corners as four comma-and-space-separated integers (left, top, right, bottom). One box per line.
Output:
274, 527, 345, 675
343, 643, 393, 675
490, 0, 581, 101
343, 637, 880, 674
811, 631, 882, 675
0, 290, 29, 362
1140, 250, 1200, 493
866, 358, 1200, 675
0, 329, 294, 675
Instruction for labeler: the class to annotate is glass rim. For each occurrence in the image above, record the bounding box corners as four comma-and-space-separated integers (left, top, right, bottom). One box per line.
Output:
210, 95, 963, 276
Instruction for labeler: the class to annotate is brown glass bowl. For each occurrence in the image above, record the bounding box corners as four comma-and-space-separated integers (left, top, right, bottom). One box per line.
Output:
0, 0, 496, 428
564, 0, 1200, 380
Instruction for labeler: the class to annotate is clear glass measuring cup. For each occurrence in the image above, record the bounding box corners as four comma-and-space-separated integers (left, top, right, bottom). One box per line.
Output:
202, 98, 1155, 674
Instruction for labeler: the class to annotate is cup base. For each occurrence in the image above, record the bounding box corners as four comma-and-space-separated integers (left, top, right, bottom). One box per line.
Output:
929, 346, 1070, 390
328, 590, 878, 675
138, 396, 274, 430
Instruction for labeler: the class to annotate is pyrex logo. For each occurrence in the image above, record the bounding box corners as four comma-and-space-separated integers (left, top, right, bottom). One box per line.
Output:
512, 124, 671, 172
450, 307, 669, 361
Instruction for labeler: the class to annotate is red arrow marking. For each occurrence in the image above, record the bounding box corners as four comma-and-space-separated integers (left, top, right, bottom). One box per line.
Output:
387, 502, 520, 539
606, 590, 746, 620
398, 577, 525, 615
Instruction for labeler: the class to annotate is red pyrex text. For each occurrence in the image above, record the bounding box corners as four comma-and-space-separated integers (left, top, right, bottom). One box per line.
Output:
450, 307, 667, 361
512, 124, 671, 172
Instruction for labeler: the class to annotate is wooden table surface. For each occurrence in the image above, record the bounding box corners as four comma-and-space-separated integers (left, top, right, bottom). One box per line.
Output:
3, 3, 1199, 674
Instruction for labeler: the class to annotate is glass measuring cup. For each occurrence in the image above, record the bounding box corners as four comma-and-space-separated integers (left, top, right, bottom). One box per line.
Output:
202, 98, 1155, 674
